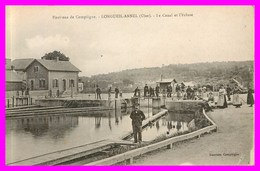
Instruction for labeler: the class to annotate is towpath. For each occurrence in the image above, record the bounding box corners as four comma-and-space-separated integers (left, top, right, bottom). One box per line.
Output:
133, 95, 254, 165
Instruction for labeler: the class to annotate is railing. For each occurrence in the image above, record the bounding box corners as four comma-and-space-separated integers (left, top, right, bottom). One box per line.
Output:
5, 96, 34, 108
86, 109, 217, 165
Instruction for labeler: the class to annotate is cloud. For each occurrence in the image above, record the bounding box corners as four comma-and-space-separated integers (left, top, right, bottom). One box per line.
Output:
25, 34, 70, 55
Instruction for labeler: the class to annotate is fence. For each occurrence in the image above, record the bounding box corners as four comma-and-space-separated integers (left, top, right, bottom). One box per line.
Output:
86, 109, 217, 165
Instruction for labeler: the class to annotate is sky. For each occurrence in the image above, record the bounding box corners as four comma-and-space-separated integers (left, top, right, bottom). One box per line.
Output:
6, 6, 254, 76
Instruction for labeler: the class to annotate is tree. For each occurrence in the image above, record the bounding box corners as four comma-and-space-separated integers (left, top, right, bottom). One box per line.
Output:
122, 78, 134, 86
41, 51, 70, 61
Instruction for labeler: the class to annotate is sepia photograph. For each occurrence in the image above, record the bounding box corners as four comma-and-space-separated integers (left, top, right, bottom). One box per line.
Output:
5, 6, 254, 166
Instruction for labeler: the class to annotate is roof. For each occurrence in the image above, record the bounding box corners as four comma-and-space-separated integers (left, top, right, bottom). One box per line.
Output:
29, 59, 81, 72
12, 58, 34, 71
6, 59, 11, 70
182, 81, 196, 87
6, 70, 23, 82
156, 79, 175, 83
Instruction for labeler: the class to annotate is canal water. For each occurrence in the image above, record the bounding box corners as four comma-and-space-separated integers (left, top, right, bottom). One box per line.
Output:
6, 107, 197, 164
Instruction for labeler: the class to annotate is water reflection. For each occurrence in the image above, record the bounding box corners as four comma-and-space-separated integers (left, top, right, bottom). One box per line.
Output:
6, 108, 137, 163
114, 108, 120, 125
6, 107, 205, 164
6, 115, 79, 138
141, 110, 198, 141
94, 115, 102, 129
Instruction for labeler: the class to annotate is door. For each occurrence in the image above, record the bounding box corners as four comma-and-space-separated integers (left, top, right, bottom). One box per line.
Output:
63, 79, 66, 91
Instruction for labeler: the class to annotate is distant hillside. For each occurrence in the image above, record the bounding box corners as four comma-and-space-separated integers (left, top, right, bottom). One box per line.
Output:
80, 61, 254, 93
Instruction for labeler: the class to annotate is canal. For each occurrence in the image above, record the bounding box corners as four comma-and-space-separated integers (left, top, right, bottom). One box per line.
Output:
6, 107, 196, 164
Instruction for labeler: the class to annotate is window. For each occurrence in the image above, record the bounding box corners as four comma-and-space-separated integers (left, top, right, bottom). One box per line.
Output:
39, 79, 46, 88
69, 79, 75, 87
43, 80, 46, 88
55, 80, 59, 87
53, 79, 59, 88
34, 66, 39, 72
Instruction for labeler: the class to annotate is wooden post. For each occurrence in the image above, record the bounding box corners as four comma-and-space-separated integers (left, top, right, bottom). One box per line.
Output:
71, 86, 73, 98
148, 97, 150, 116
167, 143, 173, 149
12, 96, 14, 107
126, 157, 133, 165
30, 97, 33, 105
7, 99, 10, 108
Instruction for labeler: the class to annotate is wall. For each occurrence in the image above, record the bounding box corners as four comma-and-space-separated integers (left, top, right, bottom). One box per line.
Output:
27, 61, 49, 90
49, 71, 79, 93
16, 71, 27, 81
35, 99, 121, 108
6, 82, 23, 91
166, 100, 203, 113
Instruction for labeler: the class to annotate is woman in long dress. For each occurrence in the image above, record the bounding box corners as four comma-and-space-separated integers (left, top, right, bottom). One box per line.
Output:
233, 86, 242, 108
207, 91, 216, 108
217, 85, 228, 108
247, 86, 254, 107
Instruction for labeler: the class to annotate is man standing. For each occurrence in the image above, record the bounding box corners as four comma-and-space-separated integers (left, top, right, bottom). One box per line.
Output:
115, 87, 119, 98
144, 84, 148, 97
168, 85, 172, 97
155, 84, 160, 97
226, 84, 232, 101
108, 86, 112, 98
96, 86, 101, 99
186, 86, 192, 100
134, 87, 139, 97
149, 86, 154, 97
166, 85, 170, 97
130, 104, 145, 143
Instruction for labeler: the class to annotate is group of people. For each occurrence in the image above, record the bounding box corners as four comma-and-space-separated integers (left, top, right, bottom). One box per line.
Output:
134, 84, 160, 98
217, 84, 254, 108
129, 83, 254, 144
95, 85, 121, 99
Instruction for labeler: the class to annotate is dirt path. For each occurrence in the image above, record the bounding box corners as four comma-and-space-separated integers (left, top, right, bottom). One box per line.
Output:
133, 96, 254, 165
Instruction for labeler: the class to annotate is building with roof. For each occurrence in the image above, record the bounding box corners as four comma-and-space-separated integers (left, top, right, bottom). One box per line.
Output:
11, 58, 34, 81
25, 58, 81, 94
7, 58, 81, 95
156, 78, 177, 90
5, 59, 25, 91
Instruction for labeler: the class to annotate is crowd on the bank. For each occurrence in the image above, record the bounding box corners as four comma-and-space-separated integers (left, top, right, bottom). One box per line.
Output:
94, 83, 254, 110
132, 83, 254, 109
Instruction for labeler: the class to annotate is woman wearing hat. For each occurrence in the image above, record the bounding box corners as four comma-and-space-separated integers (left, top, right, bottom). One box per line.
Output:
217, 85, 228, 108
232, 85, 242, 108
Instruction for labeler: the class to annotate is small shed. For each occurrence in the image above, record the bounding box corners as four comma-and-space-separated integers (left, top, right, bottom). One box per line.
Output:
156, 79, 176, 90
6, 70, 25, 91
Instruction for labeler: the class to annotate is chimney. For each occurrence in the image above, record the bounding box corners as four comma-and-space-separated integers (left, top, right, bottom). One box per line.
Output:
160, 74, 163, 81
